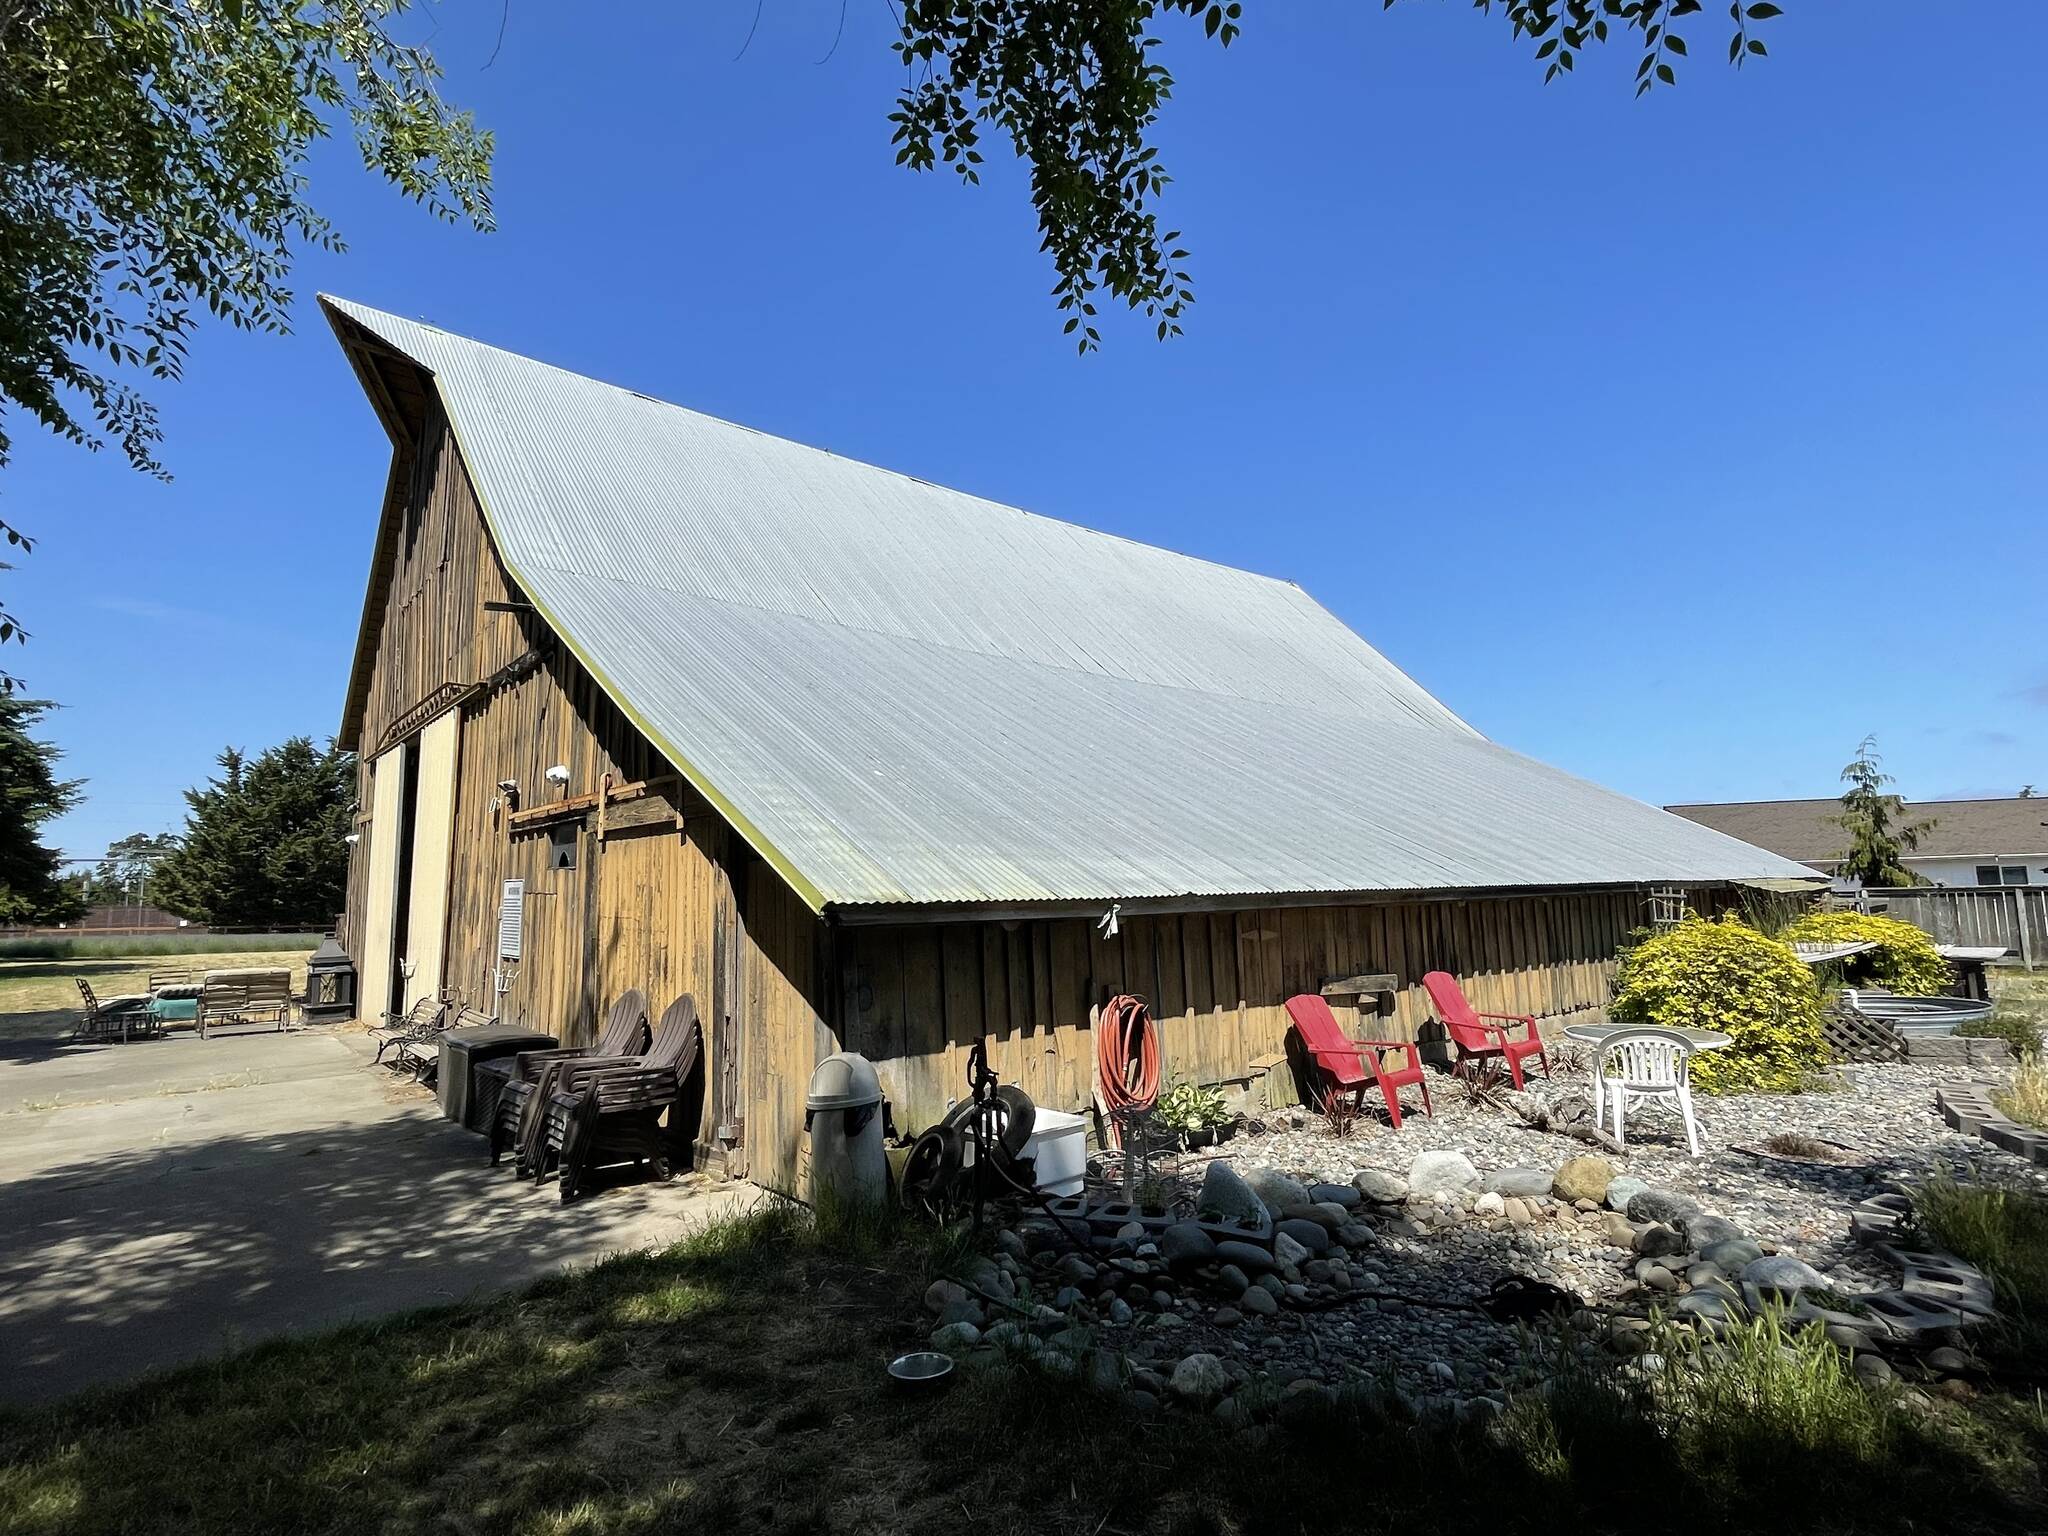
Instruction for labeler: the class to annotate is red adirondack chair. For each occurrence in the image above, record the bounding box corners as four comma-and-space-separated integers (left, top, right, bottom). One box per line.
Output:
1284, 993, 1432, 1130
1422, 971, 1550, 1088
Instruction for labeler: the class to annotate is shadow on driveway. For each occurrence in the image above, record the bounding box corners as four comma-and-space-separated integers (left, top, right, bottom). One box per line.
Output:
0, 1031, 753, 1406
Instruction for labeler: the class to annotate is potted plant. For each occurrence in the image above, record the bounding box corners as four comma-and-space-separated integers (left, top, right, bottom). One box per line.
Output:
1156, 1077, 1230, 1150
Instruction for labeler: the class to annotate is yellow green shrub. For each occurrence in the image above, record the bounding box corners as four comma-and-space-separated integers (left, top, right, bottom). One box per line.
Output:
1611, 915, 1827, 1093
1781, 909, 1951, 995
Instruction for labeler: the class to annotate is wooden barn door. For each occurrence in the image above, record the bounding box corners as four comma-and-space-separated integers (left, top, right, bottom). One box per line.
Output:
401, 711, 460, 1011
357, 743, 409, 1026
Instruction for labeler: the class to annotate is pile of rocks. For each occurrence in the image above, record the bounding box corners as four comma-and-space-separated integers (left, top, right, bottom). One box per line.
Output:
922, 1126, 2010, 1425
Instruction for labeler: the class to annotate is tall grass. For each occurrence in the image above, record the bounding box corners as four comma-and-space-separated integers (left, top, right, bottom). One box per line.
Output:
1914, 1177, 2048, 1311
1995, 1054, 2048, 1131
0, 934, 320, 962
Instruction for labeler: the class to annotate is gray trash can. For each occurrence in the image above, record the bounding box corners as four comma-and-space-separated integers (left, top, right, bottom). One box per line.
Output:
805, 1052, 887, 1215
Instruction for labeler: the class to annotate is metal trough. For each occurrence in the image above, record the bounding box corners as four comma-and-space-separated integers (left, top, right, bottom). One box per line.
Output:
1842, 990, 1995, 1037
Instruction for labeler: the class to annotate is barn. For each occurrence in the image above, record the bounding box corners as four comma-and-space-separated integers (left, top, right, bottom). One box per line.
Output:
324, 296, 1817, 1194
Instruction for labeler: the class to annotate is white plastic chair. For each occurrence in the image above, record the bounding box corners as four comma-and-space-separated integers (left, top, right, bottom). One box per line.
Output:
1593, 1029, 1701, 1156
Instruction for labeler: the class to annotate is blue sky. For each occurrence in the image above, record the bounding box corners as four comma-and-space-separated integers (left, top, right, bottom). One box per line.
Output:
10, 2, 2044, 863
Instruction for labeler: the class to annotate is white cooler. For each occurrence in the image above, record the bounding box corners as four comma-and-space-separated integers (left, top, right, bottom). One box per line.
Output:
1022, 1108, 1087, 1196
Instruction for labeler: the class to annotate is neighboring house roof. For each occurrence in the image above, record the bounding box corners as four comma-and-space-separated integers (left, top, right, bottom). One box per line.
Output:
1666, 797, 2048, 866
323, 296, 1820, 914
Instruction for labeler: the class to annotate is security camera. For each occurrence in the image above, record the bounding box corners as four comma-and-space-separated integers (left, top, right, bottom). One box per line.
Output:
545, 765, 571, 786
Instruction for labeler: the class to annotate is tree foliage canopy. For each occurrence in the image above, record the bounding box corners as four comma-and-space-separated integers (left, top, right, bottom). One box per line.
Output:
0, 694, 86, 924
0, 0, 493, 685
152, 737, 355, 927
1832, 736, 1934, 889
893, 0, 1784, 352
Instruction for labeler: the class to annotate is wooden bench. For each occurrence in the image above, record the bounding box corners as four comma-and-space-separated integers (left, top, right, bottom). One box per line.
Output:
198, 968, 296, 1038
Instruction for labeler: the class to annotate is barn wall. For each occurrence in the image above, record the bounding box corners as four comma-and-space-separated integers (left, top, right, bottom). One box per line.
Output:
836, 888, 1663, 1132
341, 410, 827, 1190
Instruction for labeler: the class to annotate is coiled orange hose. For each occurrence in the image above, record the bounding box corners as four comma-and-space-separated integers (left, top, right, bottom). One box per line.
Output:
1095, 993, 1160, 1147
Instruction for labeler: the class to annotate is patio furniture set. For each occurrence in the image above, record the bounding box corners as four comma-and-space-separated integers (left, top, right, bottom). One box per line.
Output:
1288, 970, 1728, 1156
372, 987, 704, 1202
72, 968, 300, 1044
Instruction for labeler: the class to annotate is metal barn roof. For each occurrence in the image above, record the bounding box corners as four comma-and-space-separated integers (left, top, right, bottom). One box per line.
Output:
323, 296, 1820, 913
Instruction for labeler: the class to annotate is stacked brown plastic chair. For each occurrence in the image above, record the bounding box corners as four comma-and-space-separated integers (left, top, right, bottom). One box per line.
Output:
488, 988, 650, 1173
536, 993, 701, 1202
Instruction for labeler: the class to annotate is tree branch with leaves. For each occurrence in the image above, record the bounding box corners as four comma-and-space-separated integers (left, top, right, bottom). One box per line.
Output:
0, 0, 495, 687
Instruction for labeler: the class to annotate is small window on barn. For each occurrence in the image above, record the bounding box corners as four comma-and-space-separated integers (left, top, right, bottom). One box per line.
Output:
498, 880, 524, 960
548, 822, 578, 872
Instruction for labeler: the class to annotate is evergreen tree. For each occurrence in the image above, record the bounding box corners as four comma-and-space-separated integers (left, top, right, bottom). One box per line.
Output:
153, 738, 356, 928
1832, 736, 1935, 888
90, 831, 182, 905
0, 696, 86, 924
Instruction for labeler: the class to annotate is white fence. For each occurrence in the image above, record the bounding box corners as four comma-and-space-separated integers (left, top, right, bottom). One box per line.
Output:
1866, 886, 2045, 968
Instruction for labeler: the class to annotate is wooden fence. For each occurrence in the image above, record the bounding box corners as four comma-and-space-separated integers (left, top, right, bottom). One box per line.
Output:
1866, 886, 2045, 969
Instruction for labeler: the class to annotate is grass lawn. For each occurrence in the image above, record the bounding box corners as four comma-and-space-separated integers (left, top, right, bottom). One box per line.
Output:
0, 947, 314, 1046
1, 1204, 2043, 1536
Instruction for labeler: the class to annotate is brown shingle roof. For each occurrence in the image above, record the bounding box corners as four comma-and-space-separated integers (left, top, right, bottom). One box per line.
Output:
1665, 797, 2048, 865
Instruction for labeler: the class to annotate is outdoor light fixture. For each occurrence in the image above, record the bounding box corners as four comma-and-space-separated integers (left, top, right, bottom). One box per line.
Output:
545, 764, 571, 788
343, 833, 360, 845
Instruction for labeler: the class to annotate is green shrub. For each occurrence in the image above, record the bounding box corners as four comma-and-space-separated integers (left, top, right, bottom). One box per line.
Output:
1611, 915, 1827, 1093
1963, 1009, 2046, 1057
1781, 910, 1951, 994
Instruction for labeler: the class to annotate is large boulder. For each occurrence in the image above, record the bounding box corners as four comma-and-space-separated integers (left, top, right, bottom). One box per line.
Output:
1352, 1168, 1409, 1203
1158, 1221, 1218, 1270
1243, 1167, 1313, 1217
1198, 1161, 1269, 1228
1408, 1150, 1481, 1197
1552, 1155, 1615, 1204
1482, 1167, 1555, 1198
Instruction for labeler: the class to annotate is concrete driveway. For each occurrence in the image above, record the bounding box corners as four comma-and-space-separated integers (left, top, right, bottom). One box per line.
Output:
0, 1025, 755, 1407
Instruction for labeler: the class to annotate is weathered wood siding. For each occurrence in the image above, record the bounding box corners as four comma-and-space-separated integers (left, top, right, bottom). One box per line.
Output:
837, 890, 1649, 1130
341, 409, 828, 1191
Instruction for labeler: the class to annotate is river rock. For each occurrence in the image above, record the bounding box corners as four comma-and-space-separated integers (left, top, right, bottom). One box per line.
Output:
1634, 1223, 1686, 1259
1158, 1221, 1217, 1269
1276, 1218, 1332, 1255
1241, 1285, 1279, 1317
1680, 1213, 1745, 1249
1309, 1183, 1362, 1209
1604, 1175, 1651, 1212
1244, 1167, 1312, 1216
1742, 1254, 1828, 1297
1352, 1169, 1409, 1203
1199, 1162, 1268, 1228
1474, 1191, 1505, 1218
1483, 1166, 1555, 1198
1274, 1230, 1312, 1268
924, 1278, 969, 1315
1409, 1150, 1481, 1197
1553, 1156, 1615, 1204
1170, 1353, 1231, 1400
1700, 1237, 1764, 1270
1626, 1189, 1702, 1226
931, 1321, 982, 1350
1215, 1240, 1278, 1276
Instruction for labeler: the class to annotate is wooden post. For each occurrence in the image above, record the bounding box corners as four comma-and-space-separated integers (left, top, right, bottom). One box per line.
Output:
2015, 887, 2036, 971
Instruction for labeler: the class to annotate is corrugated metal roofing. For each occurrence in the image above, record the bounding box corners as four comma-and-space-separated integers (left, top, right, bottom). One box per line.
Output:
322, 295, 1822, 912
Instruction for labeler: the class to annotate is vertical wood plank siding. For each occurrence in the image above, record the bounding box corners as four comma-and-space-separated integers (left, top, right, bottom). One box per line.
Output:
837, 890, 1652, 1131
342, 411, 1709, 1194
